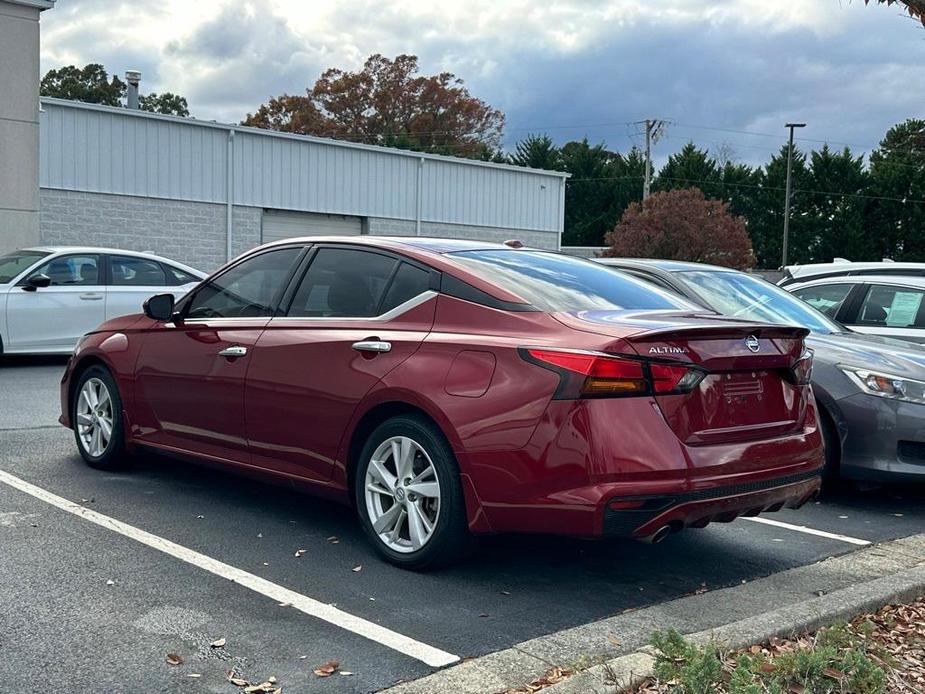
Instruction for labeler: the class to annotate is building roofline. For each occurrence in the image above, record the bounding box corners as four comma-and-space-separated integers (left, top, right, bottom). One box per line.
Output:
7, 0, 55, 9
39, 97, 571, 179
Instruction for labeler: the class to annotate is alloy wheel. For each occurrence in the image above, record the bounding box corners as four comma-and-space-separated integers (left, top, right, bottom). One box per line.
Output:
76, 377, 114, 458
364, 435, 441, 553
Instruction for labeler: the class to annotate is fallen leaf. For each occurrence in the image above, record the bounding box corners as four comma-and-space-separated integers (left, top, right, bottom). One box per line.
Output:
268, 676, 277, 684
500, 590, 511, 596
106, 579, 115, 586
278, 602, 291, 607
294, 549, 307, 557
340, 671, 354, 676
165, 653, 184, 666
607, 633, 621, 647
210, 637, 226, 648
313, 660, 340, 677
327, 536, 339, 544
823, 667, 845, 679
257, 533, 263, 538
352, 565, 362, 573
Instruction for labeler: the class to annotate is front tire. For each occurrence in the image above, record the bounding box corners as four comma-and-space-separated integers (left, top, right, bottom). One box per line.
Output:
354, 414, 472, 570
72, 365, 126, 470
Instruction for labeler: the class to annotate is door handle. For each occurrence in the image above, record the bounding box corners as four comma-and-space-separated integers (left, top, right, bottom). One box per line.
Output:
79, 293, 103, 300
218, 345, 248, 358
352, 340, 392, 353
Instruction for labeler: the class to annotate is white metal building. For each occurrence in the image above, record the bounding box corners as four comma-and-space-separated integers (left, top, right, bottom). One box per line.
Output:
37, 98, 568, 271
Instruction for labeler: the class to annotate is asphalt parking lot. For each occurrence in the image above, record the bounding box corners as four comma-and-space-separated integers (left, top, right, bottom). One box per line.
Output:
1, 356, 923, 693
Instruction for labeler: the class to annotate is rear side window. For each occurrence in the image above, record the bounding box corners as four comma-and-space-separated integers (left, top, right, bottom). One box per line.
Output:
110, 256, 168, 286
380, 263, 432, 313
857, 285, 925, 328
448, 250, 692, 312
287, 248, 398, 318
791, 283, 854, 318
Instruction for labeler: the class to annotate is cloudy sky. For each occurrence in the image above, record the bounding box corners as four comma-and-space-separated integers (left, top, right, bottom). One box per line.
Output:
39, 0, 925, 165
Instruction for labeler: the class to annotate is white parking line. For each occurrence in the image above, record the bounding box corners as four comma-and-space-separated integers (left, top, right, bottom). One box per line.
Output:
741, 516, 871, 546
0, 468, 459, 668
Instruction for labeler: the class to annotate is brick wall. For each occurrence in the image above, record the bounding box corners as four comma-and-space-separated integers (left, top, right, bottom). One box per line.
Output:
40, 189, 262, 272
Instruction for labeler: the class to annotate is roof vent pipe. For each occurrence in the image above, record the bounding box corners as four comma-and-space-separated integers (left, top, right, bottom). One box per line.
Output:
125, 70, 141, 109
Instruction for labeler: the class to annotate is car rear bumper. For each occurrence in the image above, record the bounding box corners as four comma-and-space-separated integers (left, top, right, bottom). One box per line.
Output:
463, 397, 824, 537
602, 469, 820, 539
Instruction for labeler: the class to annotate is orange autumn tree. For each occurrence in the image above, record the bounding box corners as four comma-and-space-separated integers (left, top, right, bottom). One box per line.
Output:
603, 188, 755, 269
244, 54, 504, 159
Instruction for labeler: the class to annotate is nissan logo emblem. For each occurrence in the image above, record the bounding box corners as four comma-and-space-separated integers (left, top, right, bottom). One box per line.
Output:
745, 335, 760, 353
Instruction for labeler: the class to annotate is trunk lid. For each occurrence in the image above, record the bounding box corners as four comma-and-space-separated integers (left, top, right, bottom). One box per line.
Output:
556, 310, 812, 450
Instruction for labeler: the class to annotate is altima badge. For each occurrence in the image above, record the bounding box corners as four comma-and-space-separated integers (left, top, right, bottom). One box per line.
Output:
745, 335, 760, 353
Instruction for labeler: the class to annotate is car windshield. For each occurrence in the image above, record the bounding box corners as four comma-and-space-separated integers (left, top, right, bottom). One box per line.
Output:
678, 270, 845, 335
0, 250, 50, 283
449, 249, 697, 312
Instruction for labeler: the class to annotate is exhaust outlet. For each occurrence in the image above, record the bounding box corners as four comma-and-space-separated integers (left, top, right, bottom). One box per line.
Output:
639, 525, 673, 545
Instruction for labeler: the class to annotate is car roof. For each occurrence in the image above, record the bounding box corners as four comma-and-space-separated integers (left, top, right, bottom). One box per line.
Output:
787, 275, 925, 290
20, 246, 206, 276
784, 260, 925, 279
594, 257, 735, 273
257, 236, 521, 255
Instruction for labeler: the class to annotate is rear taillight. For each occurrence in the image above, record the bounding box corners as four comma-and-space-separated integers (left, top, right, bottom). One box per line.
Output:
522, 348, 705, 399
787, 349, 814, 385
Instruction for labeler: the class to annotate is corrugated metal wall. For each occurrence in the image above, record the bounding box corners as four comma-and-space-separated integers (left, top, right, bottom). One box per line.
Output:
39, 99, 566, 233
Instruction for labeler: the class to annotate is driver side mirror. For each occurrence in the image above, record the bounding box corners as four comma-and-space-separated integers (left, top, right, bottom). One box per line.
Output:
23, 273, 51, 292
143, 293, 175, 322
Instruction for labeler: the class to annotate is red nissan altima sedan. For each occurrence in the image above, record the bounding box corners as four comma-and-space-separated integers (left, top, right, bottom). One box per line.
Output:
60, 238, 823, 569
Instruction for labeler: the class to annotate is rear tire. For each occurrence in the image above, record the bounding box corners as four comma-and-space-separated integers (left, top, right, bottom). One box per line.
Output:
354, 414, 473, 570
72, 365, 127, 470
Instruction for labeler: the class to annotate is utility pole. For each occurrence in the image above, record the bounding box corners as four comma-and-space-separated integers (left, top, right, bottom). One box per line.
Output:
782, 122, 806, 269
643, 119, 666, 201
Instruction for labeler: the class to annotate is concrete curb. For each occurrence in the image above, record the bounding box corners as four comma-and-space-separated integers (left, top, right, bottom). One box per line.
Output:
383, 533, 925, 694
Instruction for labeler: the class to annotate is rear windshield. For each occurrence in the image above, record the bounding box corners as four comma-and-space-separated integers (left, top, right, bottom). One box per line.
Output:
0, 250, 50, 283
448, 250, 695, 312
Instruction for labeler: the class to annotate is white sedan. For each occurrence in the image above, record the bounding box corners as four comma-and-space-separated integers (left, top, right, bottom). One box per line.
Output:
0, 247, 205, 355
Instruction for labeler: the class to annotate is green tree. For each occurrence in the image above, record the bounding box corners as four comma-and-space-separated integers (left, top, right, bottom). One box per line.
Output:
745, 145, 810, 268
603, 188, 755, 269
509, 134, 561, 170
654, 142, 720, 194
138, 92, 190, 117
41, 63, 190, 116
868, 119, 925, 261
802, 145, 872, 262
560, 139, 643, 246
40, 63, 124, 106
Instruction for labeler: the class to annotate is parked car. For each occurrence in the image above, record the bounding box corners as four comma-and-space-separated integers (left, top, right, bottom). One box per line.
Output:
0, 247, 205, 355
785, 275, 925, 343
779, 259, 925, 287
596, 258, 925, 485
60, 238, 823, 569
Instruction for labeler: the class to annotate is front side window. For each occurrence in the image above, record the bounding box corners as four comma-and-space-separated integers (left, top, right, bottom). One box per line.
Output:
186, 247, 301, 319
110, 256, 168, 286
29, 254, 101, 286
448, 250, 693, 312
287, 248, 401, 318
857, 285, 925, 328
0, 250, 50, 283
791, 283, 854, 319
